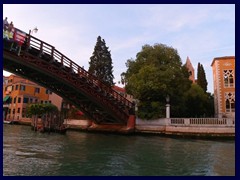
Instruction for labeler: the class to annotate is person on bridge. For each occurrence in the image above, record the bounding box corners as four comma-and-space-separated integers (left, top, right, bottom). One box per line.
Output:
3, 17, 8, 29
10, 29, 26, 56
3, 17, 9, 39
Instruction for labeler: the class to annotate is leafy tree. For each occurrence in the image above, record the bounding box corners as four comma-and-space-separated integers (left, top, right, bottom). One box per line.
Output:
26, 103, 59, 131
184, 84, 214, 117
197, 62, 208, 93
89, 36, 114, 86
122, 43, 192, 119
205, 92, 215, 117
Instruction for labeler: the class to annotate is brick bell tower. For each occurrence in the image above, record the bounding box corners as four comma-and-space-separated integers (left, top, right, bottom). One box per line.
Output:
185, 56, 195, 83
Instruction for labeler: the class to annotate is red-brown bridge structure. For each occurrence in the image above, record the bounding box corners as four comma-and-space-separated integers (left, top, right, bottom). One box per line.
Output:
3, 26, 136, 130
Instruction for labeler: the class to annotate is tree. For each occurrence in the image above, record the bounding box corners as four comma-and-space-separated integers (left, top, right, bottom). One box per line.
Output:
184, 84, 208, 117
122, 43, 192, 119
26, 103, 59, 131
89, 36, 114, 86
197, 62, 208, 93
184, 84, 214, 117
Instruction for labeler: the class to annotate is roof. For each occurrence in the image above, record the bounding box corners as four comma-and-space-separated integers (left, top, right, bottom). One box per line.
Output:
211, 56, 235, 66
113, 85, 126, 93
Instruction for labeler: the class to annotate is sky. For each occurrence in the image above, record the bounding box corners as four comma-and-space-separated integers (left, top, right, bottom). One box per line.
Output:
3, 4, 235, 93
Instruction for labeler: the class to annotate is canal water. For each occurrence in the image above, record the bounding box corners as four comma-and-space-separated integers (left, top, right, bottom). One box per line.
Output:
3, 124, 235, 176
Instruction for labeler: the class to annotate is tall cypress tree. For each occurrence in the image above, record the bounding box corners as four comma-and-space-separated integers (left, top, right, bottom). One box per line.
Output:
88, 36, 114, 86
197, 62, 208, 93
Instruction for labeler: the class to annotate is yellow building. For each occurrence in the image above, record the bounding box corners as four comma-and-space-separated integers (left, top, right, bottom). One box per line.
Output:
211, 56, 235, 118
3, 74, 63, 120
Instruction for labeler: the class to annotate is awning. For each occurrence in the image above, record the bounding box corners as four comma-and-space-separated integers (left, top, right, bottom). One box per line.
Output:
3, 95, 10, 102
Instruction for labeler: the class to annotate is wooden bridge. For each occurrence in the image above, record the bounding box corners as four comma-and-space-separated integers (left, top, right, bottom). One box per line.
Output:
3, 26, 135, 128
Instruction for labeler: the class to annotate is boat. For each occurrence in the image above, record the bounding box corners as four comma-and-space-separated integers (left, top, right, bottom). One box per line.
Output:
3, 120, 19, 124
4, 120, 13, 124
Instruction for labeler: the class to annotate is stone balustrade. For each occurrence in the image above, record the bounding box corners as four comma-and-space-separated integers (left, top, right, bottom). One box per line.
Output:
135, 118, 235, 137
169, 118, 235, 127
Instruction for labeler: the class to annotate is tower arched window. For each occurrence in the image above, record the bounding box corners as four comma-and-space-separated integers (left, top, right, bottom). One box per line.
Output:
223, 70, 234, 87
225, 92, 235, 112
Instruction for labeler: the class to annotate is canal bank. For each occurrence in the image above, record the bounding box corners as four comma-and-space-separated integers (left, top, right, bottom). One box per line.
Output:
8, 117, 235, 139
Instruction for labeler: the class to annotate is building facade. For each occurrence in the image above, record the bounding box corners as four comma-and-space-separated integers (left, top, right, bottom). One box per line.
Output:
3, 74, 63, 121
211, 56, 235, 118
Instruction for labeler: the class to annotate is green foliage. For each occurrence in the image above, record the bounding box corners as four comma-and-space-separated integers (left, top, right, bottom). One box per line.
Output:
26, 103, 58, 117
197, 63, 208, 92
123, 43, 192, 119
89, 36, 114, 86
184, 84, 214, 117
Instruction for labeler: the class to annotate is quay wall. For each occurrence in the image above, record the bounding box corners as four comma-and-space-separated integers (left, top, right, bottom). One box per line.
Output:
5, 117, 235, 137
136, 118, 235, 137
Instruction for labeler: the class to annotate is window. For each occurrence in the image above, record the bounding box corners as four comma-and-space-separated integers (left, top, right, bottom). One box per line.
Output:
15, 85, 19, 90
35, 87, 40, 93
17, 108, 20, 113
18, 97, 21, 103
13, 97, 16, 103
225, 92, 235, 112
13, 109, 15, 114
30, 98, 33, 103
20, 85, 26, 91
223, 70, 234, 87
12, 85, 14, 91
23, 97, 29, 103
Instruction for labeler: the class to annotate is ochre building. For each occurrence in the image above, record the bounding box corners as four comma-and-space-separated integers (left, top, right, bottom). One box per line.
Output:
3, 74, 63, 120
211, 56, 235, 118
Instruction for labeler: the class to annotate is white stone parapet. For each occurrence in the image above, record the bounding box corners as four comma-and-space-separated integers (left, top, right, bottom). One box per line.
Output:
135, 118, 235, 136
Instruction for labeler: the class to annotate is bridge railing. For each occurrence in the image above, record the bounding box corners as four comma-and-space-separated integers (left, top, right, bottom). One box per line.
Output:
4, 25, 134, 113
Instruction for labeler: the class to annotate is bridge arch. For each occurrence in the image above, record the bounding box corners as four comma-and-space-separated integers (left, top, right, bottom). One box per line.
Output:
3, 26, 135, 125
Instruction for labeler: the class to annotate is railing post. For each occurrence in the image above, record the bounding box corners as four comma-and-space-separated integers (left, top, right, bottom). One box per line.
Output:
184, 118, 190, 126
51, 47, 55, 59
39, 42, 43, 56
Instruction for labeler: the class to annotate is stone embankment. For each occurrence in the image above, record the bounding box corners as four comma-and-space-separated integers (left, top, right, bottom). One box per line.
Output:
7, 117, 235, 138
135, 118, 235, 138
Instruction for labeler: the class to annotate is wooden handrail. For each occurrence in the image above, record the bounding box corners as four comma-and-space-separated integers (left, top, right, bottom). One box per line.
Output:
11, 26, 134, 111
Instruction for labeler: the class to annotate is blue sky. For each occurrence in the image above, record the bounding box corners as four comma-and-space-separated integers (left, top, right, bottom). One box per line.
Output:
3, 4, 235, 93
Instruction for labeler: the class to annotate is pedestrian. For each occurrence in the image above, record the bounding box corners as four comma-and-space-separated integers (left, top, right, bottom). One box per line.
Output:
8, 21, 13, 31
3, 17, 8, 29
3, 17, 9, 39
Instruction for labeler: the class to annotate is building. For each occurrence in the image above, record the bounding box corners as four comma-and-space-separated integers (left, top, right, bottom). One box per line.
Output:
113, 85, 134, 102
3, 74, 63, 121
211, 56, 235, 118
185, 56, 196, 83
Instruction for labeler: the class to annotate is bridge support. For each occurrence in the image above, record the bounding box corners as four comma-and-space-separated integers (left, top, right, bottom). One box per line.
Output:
126, 115, 136, 132
87, 115, 136, 134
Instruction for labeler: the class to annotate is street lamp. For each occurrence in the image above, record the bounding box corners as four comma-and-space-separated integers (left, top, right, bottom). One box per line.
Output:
27, 27, 38, 50
29, 27, 38, 35
166, 95, 170, 118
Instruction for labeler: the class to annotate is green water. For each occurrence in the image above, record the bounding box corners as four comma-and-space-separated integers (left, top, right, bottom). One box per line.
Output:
3, 124, 235, 176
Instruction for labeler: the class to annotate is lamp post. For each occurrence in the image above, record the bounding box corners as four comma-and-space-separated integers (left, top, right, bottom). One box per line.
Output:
27, 27, 38, 50
166, 95, 170, 119
29, 27, 38, 35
